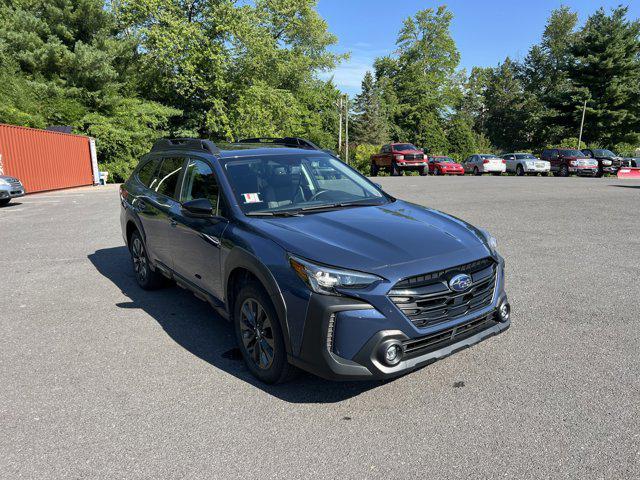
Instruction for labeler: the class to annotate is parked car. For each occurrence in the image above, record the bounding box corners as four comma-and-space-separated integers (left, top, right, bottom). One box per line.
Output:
540, 148, 598, 177
120, 137, 510, 383
0, 175, 25, 206
501, 153, 550, 176
463, 154, 506, 176
581, 149, 623, 177
370, 143, 428, 176
428, 156, 465, 175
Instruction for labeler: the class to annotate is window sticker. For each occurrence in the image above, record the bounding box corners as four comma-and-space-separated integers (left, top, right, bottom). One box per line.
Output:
242, 193, 262, 203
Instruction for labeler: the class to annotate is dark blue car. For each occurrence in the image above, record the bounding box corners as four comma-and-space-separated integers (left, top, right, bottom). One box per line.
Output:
119, 137, 510, 383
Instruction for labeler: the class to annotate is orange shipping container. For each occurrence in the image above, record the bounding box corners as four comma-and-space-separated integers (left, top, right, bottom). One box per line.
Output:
0, 124, 98, 193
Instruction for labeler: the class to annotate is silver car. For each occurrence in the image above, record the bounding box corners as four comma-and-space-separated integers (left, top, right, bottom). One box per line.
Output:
0, 175, 25, 206
502, 153, 550, 176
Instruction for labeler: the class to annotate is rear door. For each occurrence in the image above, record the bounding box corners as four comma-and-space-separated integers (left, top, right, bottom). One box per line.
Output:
170, 157, 229, 299
504, 154, 516, 172
137, 155, 186, 269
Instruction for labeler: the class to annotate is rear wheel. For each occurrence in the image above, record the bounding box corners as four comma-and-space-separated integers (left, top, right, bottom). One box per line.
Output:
0, 198, 10, 207
541, 172, 549, 177
129, 231, 165, 290
473, 167, 481, 176
559, 164, 569, 177
391, 162, 402, 176
234, 282, 293, 384
418, 166, 427, 176
370, 162, 379, 177
595, 167, 604, 178
516, 164, 524, 176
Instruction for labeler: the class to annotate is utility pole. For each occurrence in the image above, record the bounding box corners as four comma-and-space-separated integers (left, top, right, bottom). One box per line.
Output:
578, 99, 587, 149
337, 97, 343, 157
344, 94, 349, 165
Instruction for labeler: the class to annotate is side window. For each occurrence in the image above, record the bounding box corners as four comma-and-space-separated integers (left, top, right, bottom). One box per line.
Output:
382, 145, 389, 153
542, 150, 550, 159
136, 159, 159, 188
584, 150, 593, 158
181, 159, 220, 214
153, 157, 184, 199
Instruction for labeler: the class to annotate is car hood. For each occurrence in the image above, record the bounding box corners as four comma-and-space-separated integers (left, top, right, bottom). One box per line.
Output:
248, 200, 490, 274
395, 149, 423, 154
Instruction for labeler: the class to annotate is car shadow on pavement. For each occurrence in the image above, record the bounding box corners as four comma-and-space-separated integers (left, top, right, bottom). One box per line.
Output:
88, 246, 383, 403
610, 184, 640, 189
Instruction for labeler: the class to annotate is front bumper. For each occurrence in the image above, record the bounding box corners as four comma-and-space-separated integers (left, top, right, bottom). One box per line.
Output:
0, 185, 25, 199
397, 161, 427, 169
290, 266, 510, 381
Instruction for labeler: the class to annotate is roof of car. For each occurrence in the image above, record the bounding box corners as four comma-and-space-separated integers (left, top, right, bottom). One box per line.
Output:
149, 137, 330, 159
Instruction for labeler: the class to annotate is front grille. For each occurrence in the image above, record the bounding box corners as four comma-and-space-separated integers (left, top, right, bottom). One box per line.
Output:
403, 154, 424, 161
389, 257, 497, 328
402, 313, 498, 359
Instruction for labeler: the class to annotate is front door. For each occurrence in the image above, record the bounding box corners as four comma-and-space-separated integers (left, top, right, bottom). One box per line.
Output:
170, 158, 228, 299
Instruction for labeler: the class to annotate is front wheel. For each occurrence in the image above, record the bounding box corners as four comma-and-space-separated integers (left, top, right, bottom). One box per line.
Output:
516, 164, 524, 176
391, 162, 402, 176
473, 167, 481, 176
370, 162, 379, 177
434, 167, 441, 176
418, 166, 427, 176
540, 172, 548, 176
559, 164, 569, 177
0, 198, 10, 207
234, 282, 293, 384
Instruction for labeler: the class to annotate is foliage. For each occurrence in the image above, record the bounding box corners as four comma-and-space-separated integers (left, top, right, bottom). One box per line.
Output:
350, 143, 380, 176
351, 72, 388, 145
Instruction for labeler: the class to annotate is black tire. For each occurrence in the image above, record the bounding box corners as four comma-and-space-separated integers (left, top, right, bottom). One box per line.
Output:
595, 167, 603, 178
418, 166, 427, 176
0, 198, 10, 207
129, 231, 165, 290
391, 162, 402, 176
370, 162, 378, 177
233, 282, 293, 384
559, 164, 569, 177
473, 166, 481, 176
434, 167, 441, 176
541, 172, 548, 177
492, 172, 502, 176
516, 164, 524, 176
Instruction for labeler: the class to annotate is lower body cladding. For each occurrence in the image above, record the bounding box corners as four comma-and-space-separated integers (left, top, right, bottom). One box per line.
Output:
289, 288, 510, 381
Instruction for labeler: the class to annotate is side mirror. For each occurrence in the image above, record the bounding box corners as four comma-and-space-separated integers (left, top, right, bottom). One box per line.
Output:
182, 198, 214, 217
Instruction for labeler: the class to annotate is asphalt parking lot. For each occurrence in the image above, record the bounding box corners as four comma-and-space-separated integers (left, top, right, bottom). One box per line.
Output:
1, 176, 639, 479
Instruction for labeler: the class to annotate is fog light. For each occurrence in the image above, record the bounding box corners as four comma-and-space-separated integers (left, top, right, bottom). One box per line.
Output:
498, 302, 510, 322
383, 343, 403, 366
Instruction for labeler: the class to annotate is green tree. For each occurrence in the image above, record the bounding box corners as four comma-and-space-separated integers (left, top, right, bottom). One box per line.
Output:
565, 7, 640, 146
351, 71, 388, 145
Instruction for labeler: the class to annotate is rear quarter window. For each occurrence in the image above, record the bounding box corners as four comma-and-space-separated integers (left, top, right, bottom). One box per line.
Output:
136, 159, 159, 188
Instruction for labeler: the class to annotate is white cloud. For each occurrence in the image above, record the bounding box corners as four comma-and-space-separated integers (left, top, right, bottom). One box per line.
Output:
320, 46, 390, 96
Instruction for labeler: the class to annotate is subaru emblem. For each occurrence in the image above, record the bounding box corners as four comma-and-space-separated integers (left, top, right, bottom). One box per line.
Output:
449, 273, 472, 292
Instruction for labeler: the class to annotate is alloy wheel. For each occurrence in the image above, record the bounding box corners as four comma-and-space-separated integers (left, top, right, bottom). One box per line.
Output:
131, 237, 148, 283
239, 298, 275, 370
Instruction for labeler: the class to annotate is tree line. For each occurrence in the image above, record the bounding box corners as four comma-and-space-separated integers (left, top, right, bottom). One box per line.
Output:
350, 5, 640, 172
1, 2, 639, 180
0, 0, 343, 180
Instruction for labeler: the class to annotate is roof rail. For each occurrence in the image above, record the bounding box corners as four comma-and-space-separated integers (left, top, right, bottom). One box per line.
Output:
236, 137, 321, 150
151, 138, 220, 154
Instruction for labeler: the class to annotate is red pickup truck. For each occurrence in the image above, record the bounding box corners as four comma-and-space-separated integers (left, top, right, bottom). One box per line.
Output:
370, 143, 428, 176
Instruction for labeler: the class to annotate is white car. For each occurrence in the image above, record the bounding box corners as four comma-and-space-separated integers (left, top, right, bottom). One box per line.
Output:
463, 154, 506, 175
502, 153, 550, 176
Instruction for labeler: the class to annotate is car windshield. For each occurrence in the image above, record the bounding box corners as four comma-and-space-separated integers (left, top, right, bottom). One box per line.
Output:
393, 144, 418, 151
516, 154, 537, 159
479, 154, 499, 159
560, 149, 584, 157
593, 149, 615, 157
222, 153, 388, 215
437, 157, 455, 163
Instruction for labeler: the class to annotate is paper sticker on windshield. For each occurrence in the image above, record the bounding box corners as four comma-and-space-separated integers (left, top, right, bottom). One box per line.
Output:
242, 193, 262, 204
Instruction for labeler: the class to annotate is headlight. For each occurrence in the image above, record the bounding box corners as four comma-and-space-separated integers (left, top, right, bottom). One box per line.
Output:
478, 228, 498, 254
289, 255, 382, 295
602, 160, 612, 166
0, 178, 9, 186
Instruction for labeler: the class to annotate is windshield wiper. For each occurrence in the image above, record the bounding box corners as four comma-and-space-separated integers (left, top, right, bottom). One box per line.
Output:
297, 201, 383, 212
245, 210, 302, 217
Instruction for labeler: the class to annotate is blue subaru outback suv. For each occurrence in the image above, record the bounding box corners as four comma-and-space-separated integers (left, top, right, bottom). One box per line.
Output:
120, 137, 510, 383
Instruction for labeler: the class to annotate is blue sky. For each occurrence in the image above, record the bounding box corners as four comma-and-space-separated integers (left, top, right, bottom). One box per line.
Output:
317, 0, 640, 96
